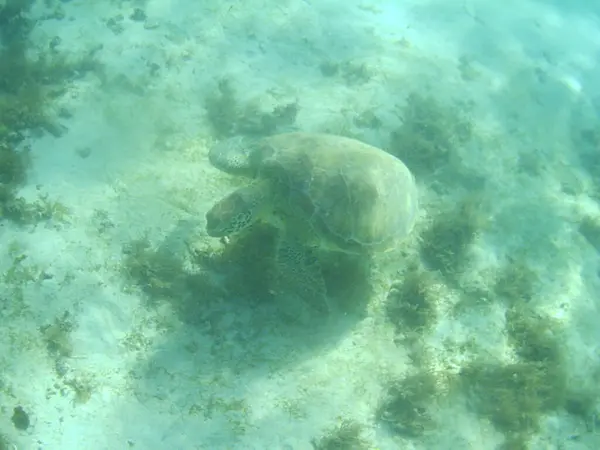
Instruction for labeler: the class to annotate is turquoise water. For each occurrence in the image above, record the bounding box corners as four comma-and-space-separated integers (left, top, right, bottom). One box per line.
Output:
0, 1, 599, 449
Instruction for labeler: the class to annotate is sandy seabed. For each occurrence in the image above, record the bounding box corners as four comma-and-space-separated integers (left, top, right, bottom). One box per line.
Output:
0, 0, 599, 449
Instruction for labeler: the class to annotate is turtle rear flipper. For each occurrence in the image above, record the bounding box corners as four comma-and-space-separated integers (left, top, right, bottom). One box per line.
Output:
274, 236, 330, 315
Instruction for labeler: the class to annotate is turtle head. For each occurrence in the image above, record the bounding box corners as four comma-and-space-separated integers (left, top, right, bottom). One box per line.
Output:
209, 136, 275, 178
205, 183, 269, 237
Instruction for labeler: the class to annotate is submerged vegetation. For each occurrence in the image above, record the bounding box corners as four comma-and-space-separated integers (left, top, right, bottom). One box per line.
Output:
121, 219, 372, 323
0, 137, 71, 224
385, 264, 438, 336
571, 110, 600, 183
578, 215, 600, 253
319, 59, 373, 85
204, 78, 298, 139
389, 92, 472, 176
419, 194, 487, 277
376, 371, 440, 437
459, 359, 565, 448
0, 0, 72, 141
0, 0, 96, 226
0, 4, 592, 448
455, 301, 595, 448
120, 224, 277, 321
379, 240, 596, 448
493, 257, 538, 304
311, 419, 370, 450
0, 142, 29, 216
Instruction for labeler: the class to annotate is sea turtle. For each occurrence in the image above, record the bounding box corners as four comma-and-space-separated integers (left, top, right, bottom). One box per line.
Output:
205, 132, 418, 309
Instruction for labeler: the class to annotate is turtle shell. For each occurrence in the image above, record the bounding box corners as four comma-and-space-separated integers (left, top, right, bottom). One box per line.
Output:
252, 132, 418, 254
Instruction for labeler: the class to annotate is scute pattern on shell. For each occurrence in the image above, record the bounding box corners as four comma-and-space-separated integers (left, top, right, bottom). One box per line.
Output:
251, 133, 418, 254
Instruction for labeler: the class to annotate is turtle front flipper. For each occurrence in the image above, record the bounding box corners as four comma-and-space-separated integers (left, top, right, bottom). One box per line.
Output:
274, 235, 330, 314
205, 181, 270, 237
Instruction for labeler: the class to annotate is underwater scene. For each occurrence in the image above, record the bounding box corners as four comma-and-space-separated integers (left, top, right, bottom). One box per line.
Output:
1, 0, 599, 449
